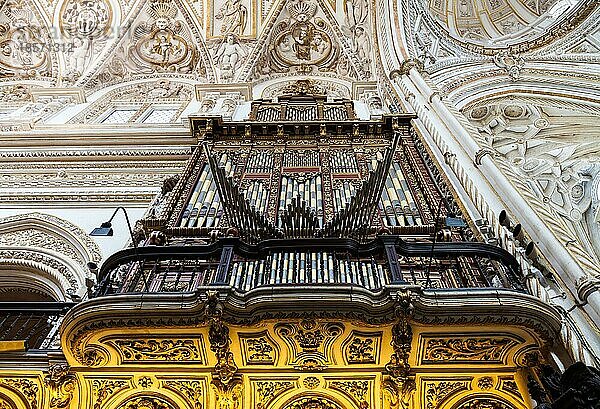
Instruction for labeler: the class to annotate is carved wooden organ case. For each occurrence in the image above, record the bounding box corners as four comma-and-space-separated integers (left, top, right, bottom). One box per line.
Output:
138, 90, 521, 293
50, 88, 561, 409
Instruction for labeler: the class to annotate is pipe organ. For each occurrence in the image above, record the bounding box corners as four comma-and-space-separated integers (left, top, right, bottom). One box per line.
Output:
0, 82, 574, 409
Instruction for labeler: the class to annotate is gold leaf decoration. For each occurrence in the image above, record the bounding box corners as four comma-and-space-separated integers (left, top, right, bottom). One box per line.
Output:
424, 380, 469, 409
0, 378, 38, 409
255, 380, 294, 408
163, 380, 204, 409
91, 379, 128, 409
346, 336, 376, 364
423, 338, 518, 363
113, 339, 202, 362
329, 380, 369, 406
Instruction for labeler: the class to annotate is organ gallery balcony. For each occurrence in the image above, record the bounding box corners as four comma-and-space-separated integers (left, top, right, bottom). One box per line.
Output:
92, 235, 525, 298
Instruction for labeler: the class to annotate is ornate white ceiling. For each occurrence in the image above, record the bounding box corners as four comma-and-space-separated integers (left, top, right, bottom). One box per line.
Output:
426, 0, 582, 47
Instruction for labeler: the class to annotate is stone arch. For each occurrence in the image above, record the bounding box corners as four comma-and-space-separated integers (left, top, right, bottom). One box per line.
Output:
0, 213, 102, 300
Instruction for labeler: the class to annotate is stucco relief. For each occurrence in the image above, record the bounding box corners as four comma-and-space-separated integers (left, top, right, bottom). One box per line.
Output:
0, 212, 102, 299
465, 100, 600, 276
0, 0, 53, 78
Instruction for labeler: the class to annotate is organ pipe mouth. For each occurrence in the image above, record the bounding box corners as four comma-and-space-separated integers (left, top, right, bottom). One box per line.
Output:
513, 223, 525, 243
499, 210, 512, 230
525, 241, 538, 260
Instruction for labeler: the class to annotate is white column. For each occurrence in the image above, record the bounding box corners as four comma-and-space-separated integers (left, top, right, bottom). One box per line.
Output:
391, 68, 600, 362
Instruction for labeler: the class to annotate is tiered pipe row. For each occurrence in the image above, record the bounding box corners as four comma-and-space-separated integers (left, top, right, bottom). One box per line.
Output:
321, 139, 397, 238
229, 251, 385, 291
333, 181, 357, 212
256, 106, 280, 121
278, 175, 323, 226
180, 153, 233, 227
243, 181, 269, 215
245, 150, 273, 174
207, 146, 279, 240
286, 105, 318, 121
283, 151, 320, 168
379, 161, 423, 227
330, 149, 358, 173
323, 106, 348, 121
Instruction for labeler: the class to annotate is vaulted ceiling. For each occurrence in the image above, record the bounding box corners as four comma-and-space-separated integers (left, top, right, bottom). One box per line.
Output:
426, 0, 580, 46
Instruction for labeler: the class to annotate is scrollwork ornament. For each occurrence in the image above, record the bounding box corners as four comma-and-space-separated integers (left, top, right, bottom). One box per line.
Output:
424, 338, 517, 363
44, 363, 76, 409
385, 291, 413, 382
255, 381, 294, 408
493, 51, 524, 81
0, 378, 38, 409
164, 380, 203, 409
383, 291, 415, 408
206, 291, 238, 386
121, 396, 175, 409
83, 345, 109, 367
329, 380, 369, 407
91, 379, 128, 409
211, 376, 242, 409
424, 380, 469, 409
113, 339, 201, 362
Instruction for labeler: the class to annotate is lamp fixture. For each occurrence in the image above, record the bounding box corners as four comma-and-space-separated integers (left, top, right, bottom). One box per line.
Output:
90, 207, 141, 247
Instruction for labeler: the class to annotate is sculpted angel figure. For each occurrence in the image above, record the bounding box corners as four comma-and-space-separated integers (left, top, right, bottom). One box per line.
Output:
214, 33, 246, 80
344, 0, 368, 28
216, 0, 247, 35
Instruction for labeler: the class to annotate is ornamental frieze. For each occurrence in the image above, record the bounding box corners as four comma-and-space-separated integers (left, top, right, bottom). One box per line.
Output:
422, 337, 520, 364
162, 379, 206, 409
327, 379, 371, 408
108, 338, 204, 363
90, 378, 129, 409
253, 379, 296, 408
0, 378, 39, 409
119, 396, 175, 409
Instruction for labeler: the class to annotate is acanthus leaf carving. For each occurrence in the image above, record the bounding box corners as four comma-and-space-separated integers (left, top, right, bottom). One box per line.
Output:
163, 379, 204, 409
112, 339, 202, 362
423, 338, 518, 363
91, 379, 128, 409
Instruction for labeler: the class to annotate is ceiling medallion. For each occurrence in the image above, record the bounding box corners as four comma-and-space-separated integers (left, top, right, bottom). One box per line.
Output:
270, 0, 337, 69
0, 2, 49, 75
131, 0, 195, 71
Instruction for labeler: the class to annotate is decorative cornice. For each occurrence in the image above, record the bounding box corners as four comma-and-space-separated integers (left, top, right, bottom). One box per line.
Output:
60, 286, 562, 367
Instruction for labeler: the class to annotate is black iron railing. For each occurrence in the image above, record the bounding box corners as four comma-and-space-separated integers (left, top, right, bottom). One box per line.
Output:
93, 236, 524, 297
0, 303, 75, 350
